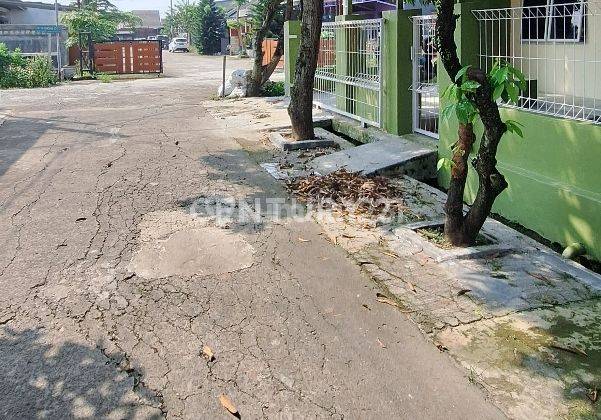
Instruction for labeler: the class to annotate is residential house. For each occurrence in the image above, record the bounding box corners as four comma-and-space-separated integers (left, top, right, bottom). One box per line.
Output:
224, 1, 252, 54
0, 0, 71, 68
116, 9, 162, 40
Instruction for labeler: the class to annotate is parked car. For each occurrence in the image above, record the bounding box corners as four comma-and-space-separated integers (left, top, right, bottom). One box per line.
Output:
169, 37, 189, 53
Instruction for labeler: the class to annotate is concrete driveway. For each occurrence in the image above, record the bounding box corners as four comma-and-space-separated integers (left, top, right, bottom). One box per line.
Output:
0, 53, 505, 419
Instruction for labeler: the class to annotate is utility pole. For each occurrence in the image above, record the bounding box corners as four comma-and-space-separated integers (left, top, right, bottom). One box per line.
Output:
54, 0, 62, 79
170, 0, 174, 38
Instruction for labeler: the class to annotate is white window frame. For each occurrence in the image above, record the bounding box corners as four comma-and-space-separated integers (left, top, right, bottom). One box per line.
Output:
521, 0, 586, 43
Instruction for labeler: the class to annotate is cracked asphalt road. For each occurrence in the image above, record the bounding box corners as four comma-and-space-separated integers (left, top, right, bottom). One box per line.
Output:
0, 53, 505, 419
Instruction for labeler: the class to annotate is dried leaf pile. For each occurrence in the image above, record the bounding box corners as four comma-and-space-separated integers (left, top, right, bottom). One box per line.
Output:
287, 169, 404, 216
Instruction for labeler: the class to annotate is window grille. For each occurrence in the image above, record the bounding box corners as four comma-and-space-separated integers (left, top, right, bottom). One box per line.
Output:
472, 1, 601, 124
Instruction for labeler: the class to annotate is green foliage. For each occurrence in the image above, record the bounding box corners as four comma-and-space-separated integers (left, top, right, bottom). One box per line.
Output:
437, 157, 454, 171
0, 44, 57, 89
26, 56, 57, 87
438, 60, 527, 173
504, 119, 524, 138
249, 0, 284, 38
61, 0, 141, 47
96, 72, 114, 83
261, 81, 284, 96
441, 60, 527, 134
191, 0, 226, 55
0, 42, 25, 75
489, 61, 527, 104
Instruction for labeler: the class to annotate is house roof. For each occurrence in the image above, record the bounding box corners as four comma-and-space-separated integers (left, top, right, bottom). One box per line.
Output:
0, 0, 72, 11
130, 9, 161, 28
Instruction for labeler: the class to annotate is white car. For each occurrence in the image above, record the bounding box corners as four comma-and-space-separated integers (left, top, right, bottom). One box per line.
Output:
169, 37, 189, 52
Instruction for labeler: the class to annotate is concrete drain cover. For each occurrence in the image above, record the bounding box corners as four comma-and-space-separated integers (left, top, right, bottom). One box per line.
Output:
130, 211, 255, 279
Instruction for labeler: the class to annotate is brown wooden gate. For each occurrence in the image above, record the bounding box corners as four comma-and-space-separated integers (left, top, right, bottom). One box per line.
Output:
261, 38, 284, 69
94, 40, 162, 74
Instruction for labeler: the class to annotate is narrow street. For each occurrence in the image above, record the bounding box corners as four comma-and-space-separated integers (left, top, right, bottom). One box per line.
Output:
0, 53, 504, 419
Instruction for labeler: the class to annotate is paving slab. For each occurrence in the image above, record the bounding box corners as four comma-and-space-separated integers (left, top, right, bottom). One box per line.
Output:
280, 172, 601, 419
269, 131, 336, 151
309, 136, 437, 179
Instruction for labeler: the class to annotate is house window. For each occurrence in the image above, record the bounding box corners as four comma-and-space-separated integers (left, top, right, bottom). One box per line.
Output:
521, 0, 585, 42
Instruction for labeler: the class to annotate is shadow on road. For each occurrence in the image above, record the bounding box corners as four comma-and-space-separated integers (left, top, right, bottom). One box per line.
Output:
0, 327, 161, 420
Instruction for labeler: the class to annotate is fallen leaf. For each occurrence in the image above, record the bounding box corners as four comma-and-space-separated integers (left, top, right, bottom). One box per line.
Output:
435, 342, 449, 352
375, 293, 415, 313
362, 303, 371, 311
75, 217, 87, 222
219, 395, 238, 416
407, 282, 417, 293
298, 237, 310, 243
587, 387, 598, 403
376, 293, 399, 308
342, 233, 355, 238
457, 289, 471, 296
377, 338, 386, 348
382, 251, 399, 259
202, 345, 214, 361
549, 343, 587, 357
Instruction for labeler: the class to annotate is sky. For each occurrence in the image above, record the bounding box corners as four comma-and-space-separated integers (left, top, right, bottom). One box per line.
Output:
36, 0, 186, 17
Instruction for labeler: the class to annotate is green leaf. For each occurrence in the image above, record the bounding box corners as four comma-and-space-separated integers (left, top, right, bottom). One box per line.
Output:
493, 66, 510, 84
455, 100, 478, 124
461, 80, 481, 91
441, 103, 456, 121
505, 119, 524, 138
454, 65, 472, 82
509, 66, 527, 89
440, 84, 452, 99
506, 82, 520, 104
437, 157, 453, 171
492, 83, 505, 101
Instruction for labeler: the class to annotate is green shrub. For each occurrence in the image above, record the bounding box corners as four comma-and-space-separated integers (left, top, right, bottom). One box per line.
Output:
26, 56, 57, 87
0, 43, 57, 89
96, 72, 114, 83
262, 80, 284, 97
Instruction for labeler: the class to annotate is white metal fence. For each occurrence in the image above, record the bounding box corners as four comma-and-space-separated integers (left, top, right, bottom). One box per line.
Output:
472, 1, 601, 124
411, 15, 439, 138
313, 19, 383, 127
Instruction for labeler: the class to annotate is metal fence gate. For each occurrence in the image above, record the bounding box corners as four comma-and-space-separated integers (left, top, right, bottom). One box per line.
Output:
411, 15, 439, 138
313, 19, 383, 127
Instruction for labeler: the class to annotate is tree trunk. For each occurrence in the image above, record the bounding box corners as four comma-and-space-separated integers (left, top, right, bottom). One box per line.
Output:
288, 0, 323, 140
247, 0, 289, 96
248, 7, 274, 96
259, 0, 292, 85
436, 0, 508, 246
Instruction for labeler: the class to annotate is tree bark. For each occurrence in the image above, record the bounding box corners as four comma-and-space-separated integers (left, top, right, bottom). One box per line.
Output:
247, 0, 291, 96
436, 0, 508, 246
287, 0, 323, 140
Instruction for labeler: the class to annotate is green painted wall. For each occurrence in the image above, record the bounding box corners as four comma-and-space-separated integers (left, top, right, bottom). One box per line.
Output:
284, 20, 300, 97
381, 9, 417, 135
438, 0, 601, 260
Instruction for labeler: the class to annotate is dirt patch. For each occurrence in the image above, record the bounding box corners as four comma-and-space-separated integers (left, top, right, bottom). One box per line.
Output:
416, 225, 493, 249
129, 210, 255, 279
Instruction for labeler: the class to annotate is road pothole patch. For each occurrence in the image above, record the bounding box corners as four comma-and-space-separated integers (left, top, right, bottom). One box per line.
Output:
129, 210, 255, 279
